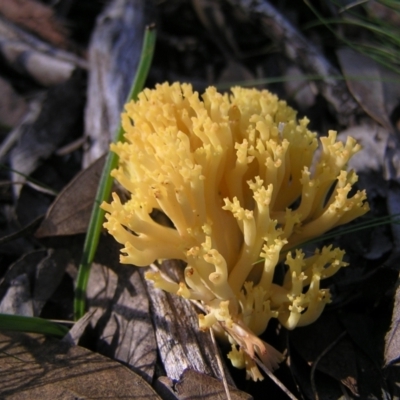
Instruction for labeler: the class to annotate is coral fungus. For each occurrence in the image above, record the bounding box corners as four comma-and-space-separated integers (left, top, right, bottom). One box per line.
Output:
101, 82, 369, 380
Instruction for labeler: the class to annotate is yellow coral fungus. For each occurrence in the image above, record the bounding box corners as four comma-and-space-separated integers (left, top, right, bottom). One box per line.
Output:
101, 82, 369, 381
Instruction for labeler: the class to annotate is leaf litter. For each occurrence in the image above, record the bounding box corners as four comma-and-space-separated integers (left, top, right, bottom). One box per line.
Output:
0, 0, 400, 399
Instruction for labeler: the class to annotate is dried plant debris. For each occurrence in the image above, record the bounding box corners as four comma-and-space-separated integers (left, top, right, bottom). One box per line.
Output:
83, 234, 158, 383
385, 281, 400, 397
173, 369, 252, 400
0, 249, 70, 317
337, 48, 397, 133
145, 261, 235, 384
0, 331, 161, 399
0, 0, 70, 49
8, 69, 85, 199
83, 0, 156, 167
224, 0, 361, 124
0, 1, 400, 399
0, 15, 86, 87
0, 76, 27, 131
35, 155, 105, 238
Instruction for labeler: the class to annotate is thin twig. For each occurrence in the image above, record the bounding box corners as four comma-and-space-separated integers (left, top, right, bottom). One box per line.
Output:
210, 328, 232, 400
253, 357, 298, 400
0, 215, 44, 245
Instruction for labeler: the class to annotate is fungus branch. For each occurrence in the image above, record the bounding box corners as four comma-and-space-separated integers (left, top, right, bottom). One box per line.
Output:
102, 82, 368, 380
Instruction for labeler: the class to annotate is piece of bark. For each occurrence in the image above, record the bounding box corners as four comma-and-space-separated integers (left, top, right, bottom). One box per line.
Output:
0, 16, 86, 86
83, 0, 155, 167
226, 0, 361, 125
144, 260, 235, 385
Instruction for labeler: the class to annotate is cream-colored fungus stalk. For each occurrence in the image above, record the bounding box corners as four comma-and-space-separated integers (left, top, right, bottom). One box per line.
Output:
102, 82, 369, 381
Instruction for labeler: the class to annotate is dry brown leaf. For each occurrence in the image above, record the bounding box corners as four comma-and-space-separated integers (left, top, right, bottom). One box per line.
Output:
175, 369, 252, 400
86, 262, 158, 383
0, 0, 69, 49
366, 1, 400, 29
35, 155, 105, 238
290, 312, 359, 396
86, 235, 158, 383
337, 47, 394, 132
385, 280, 400, 366
0, 331, 161, 399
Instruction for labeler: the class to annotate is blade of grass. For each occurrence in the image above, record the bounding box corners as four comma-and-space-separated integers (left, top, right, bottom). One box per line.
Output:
217, 73, 400, 90
0, 163, 58, 196
303, 0, 400, 74
74, 25, 157, 320
252, 212, 400, 267
0, 313, 69, 337
304, 19, 400, 46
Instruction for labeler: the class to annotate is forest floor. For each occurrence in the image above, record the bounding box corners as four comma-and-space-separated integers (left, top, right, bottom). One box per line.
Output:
0, 1, 400, 399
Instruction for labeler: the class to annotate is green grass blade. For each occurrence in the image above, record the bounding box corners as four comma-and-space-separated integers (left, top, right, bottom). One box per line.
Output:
217, 73, 400, 90
303, 0, 400, 74
74, 25, 157, 320
251, 213, 400, 267
0, 164, 59, 196
0, 314, 69, 337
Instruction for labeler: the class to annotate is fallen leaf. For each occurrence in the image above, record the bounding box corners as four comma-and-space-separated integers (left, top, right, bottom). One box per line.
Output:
175, 369, 252, 400
289, 345, 342, 400
385, 279, 400, 366
289, 311, 359, 396
0, 331, 161, 399
35, 155, 105, 238
84, 235, 158, 383
337, 47, 395, 132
